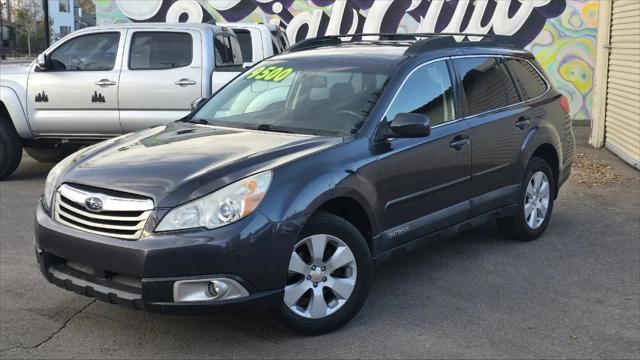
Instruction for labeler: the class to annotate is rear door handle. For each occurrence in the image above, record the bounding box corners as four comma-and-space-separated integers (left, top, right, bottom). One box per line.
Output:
515, 116, 531, 130
95, 79, 116, 87
449, 135, 469, 150
175, 78, 197, 87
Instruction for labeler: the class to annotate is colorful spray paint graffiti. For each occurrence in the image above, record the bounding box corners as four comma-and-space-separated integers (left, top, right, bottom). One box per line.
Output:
95, 0, 599, 120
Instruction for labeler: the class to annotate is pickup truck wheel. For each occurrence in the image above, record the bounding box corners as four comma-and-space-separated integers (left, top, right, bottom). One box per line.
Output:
498, 157, 555, 241
25, 145, 71, 163
0, 119, 23, 180
277, 211, 372, 335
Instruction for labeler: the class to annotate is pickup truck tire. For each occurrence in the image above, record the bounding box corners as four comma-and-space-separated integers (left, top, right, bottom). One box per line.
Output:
0, 118, 23, 180
498, 157, 555, 241
25, 146, 71, 163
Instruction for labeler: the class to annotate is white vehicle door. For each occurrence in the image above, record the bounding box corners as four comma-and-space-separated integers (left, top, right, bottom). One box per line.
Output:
26, 30, 126, 135
118, 30, 202, 132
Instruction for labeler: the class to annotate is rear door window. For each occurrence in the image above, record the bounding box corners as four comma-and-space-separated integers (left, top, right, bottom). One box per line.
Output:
129, 32, 192, 70
454, 57, 519, 116
504, 58, 548, 100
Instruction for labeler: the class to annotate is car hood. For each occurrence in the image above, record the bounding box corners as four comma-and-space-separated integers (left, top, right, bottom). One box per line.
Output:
60, 122, 341, 208
0, 63, 31, 87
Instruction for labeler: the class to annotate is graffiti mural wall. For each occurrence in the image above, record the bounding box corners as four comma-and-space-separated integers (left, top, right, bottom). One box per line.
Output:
95, 0, 599, 120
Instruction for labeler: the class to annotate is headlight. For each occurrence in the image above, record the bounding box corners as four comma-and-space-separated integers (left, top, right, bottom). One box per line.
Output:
43, 152, 77, 209
155, 171, 272, 232
42, 143, 101, 210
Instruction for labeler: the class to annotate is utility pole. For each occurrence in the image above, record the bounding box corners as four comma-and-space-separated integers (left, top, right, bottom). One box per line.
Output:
43, 0, 49, 47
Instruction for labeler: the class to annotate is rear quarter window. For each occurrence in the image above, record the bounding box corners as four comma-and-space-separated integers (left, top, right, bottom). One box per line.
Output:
504, 58, 548, 100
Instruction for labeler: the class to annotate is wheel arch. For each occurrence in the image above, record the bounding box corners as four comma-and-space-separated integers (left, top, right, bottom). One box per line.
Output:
529, 143, 561, 199
0, 86, 32, 138
520, 123, 563, 198
314, 196, 375, 249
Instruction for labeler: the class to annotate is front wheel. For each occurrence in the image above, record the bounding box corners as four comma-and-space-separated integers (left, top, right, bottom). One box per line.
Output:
0, 119, 23, 180
277, 212, 372, 335
498, 157, 555, 241
25, 145, 72, 163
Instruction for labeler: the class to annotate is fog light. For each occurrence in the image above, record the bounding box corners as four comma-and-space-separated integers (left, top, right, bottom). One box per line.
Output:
208, 280, 230, 299
173, 277, 249, 303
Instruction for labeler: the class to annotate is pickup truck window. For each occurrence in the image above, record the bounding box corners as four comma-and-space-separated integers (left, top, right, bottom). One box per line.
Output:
233, 29, 253, 63
49, 32, 120, 71
214, 34, 243, 68
129, 32, 193, 70
192, 60, 393, 136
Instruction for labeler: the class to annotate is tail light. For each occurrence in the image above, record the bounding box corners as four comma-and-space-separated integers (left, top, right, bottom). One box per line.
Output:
560, 95, 571, 115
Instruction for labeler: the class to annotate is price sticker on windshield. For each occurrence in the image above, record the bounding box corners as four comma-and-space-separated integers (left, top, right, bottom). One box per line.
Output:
246, 66, 294, 82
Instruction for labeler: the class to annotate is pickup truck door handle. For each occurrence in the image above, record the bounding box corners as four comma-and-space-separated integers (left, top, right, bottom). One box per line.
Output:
95, 79, 116, 87
515, 116, 531, 130
175, 79, 197, 87
449, 135, 470, 150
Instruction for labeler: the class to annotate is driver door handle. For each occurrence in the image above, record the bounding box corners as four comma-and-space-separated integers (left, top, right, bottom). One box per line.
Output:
449, 135, 470, 150
175, 78, 197, 87
95, 79, 116, 87
515, 116, 531, 130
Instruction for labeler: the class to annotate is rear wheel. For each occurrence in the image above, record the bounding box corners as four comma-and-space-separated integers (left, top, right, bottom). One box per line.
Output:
277, 212, 372, 335
498, 157, 555, 241
0, 119, 23, 180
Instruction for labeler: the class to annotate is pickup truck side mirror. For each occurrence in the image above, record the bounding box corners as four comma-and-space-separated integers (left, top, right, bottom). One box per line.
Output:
389, 113, 431, 138
36, 53, 48, 71
190, 97, 207, 111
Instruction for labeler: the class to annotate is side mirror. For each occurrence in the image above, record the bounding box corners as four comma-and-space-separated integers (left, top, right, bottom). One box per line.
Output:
388, 113, 431, 138
190, 97, 206, 111
36, 53, 48, 71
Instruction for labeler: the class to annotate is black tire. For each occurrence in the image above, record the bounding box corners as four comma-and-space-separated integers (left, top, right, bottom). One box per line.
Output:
277, 211, 372, 335
0, 119, 23, 180
498, 156, 555, 241
24, 145, 71, 163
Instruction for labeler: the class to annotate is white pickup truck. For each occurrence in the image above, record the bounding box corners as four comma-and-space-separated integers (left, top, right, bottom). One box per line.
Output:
0, 22, 289, 179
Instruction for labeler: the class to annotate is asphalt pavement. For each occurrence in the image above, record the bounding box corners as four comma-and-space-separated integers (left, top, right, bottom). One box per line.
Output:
1, 127, 638, 359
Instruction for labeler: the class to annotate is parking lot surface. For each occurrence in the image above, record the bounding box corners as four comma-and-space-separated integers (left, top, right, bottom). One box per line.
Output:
1, 128, 638, 359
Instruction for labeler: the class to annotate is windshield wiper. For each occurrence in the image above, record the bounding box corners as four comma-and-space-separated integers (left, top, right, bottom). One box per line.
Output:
254, 124, 292, 134
179, 116, 210, 125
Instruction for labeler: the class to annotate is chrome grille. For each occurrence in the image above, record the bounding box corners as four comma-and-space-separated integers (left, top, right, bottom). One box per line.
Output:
54, 184, 153, 240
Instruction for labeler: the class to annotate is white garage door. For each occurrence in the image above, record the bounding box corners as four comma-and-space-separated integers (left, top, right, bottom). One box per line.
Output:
604, 0, 640, 169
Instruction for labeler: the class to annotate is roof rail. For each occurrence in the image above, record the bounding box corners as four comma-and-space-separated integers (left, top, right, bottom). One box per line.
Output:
286, 33, 517, 55
403, 34, 515, 56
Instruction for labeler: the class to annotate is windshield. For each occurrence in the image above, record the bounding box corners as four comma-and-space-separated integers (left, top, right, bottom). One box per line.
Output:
193, 60, 393, 136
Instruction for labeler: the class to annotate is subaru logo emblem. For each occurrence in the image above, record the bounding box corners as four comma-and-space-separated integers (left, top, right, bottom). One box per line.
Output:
84, 196, 103, 212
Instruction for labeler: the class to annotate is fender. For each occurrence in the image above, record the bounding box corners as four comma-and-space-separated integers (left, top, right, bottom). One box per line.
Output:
259, 139, 381, 236
519, 121, 563, 172
0, 86, 33, 138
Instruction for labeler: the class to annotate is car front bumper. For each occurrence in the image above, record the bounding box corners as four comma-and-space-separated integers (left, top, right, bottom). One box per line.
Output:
35, 201, 305, 314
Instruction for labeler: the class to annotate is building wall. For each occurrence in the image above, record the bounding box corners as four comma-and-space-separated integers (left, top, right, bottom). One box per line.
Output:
95, 0, 599, 121
49, 0, 75, 41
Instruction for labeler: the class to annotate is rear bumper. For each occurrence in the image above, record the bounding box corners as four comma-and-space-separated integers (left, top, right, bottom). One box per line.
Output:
35, 201, 303, 314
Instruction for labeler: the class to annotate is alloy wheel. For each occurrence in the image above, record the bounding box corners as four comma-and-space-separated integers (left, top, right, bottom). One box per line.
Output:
524, 171, 550, 229
284, 234, 357, 319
